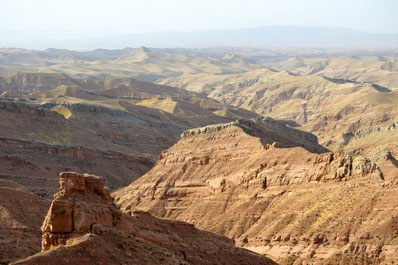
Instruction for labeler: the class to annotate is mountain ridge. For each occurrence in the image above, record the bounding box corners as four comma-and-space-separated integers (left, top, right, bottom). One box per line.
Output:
2, 26, 398, 49
114, 117, 395, 264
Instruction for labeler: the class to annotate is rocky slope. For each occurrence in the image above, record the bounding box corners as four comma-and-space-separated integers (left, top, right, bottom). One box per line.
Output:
267, 56, 398, 89
0, 137, 154, 196
0, 72, 256, 196
0, 99, 165, 195
160, 68, 398, 159
0, 179, 50, 264
0, 72, 256, 119
114, 118, 398, 264
13, 172, 276, 265
4, 52, 398, 163
0, 47, 260, 81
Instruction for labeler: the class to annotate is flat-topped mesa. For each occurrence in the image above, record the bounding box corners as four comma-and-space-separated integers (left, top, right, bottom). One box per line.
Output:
41, 172, 121, 251
113, 119, 389, 264
181, 117, 329, 154
181, 120, 238, 137
115, 118, 382, 215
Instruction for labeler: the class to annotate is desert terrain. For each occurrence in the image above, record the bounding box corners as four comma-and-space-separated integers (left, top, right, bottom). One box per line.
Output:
0, 46, 397, 264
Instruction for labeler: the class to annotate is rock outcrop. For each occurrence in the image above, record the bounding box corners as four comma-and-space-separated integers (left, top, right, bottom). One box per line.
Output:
13, 172, 276, 265
181, 117, 328, 154
114, 118, 397, 264
41, 172, 116, 251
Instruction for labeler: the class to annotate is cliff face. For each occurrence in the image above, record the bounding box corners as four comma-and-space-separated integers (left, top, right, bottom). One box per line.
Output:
0, 137, 154, 196
40, 172, 117, 251
13, 172, 276, 265
114, 118, 397, 264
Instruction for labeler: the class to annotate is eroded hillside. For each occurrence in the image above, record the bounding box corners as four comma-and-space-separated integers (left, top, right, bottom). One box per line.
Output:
0, 73, 256, 196
1, 47, 398, 264
114, 118, 398, 264
0, 179, 50, 264
160, 67, 398, 162
12, 172, 276, 265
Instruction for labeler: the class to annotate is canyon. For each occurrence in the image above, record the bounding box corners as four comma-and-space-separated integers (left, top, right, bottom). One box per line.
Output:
0, 46, 398, 264
0, 72, 255, 196
160, 66, 398, 159
12, 172, 275, 265
114, 117, 398, 264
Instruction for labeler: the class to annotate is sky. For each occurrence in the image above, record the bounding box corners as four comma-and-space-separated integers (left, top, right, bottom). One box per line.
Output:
1, 0, 397, 34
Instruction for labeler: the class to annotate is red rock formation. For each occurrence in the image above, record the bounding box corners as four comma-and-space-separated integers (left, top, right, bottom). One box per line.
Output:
114, 118, 396, 264
41, 172, 118, 251
14, 172, 276, 265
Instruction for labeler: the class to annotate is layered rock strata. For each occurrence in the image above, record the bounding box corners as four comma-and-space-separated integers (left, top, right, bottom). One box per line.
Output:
0, 137, 154, 196
14, 172, 276, 265
0, 91, 250, 196
160, 67, 398, 160
114, 118, 397, 264
41, 172, 115, 251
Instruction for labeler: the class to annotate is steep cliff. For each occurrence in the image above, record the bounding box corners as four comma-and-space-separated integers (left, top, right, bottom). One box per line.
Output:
114, 118, 397, 264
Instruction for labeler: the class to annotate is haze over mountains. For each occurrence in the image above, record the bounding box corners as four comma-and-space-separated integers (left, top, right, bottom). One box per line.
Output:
1, 41, 398, 264
2, 26, 398, 50
2, 0, 398, 262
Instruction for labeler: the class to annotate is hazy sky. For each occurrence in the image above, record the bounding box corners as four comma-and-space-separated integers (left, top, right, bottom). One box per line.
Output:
1, 0, 397, 34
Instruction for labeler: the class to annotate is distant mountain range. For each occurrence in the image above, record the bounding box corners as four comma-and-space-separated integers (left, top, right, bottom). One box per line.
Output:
1, 26, 398, 50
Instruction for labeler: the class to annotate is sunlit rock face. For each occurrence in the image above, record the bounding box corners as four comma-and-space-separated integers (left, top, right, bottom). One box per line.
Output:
16, 171, 276, 265
41, 172, 120, 251
114, 118, 398, 264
